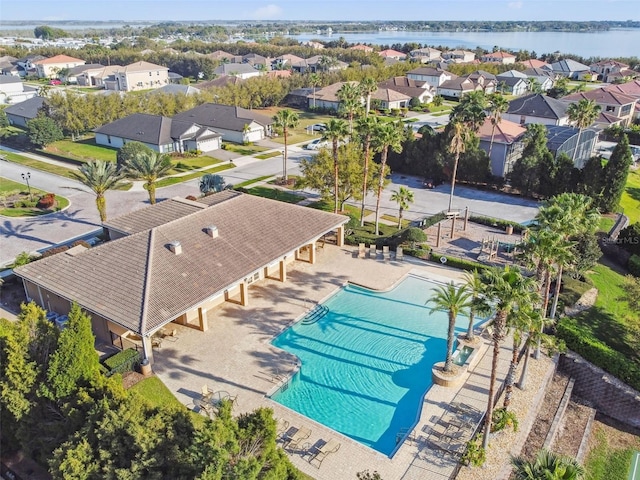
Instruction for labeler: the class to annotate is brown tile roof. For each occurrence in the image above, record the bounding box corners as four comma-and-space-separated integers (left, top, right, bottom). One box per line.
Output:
309, 81, 359, 103
16, 192, 348, 335
604, 80, 640, 98
35, 54, 84, 64
561, 88, 636, 106
378, 49, 406, 58
520, 59, 549, 69
477, 117, 526, 144
371, 87, 411, 103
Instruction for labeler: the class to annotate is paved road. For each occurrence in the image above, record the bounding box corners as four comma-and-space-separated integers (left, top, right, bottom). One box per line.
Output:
0, 144, 538, 266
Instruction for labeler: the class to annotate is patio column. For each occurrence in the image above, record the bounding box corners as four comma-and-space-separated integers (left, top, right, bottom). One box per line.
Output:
142, 336, 154, 364
336, 226, 344, 246
309, 242, 316, 264
239, 281, 248, 306
198, 307, 208, 331
279, 258, 287, 282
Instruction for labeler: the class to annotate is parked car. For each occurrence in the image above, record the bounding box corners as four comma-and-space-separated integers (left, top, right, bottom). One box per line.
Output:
49, 79, 62, 85
308, 123, 326, 132
305, 139, 330, 150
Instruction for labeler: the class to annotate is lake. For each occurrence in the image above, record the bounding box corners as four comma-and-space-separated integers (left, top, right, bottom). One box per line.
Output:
289, 29, 640, 58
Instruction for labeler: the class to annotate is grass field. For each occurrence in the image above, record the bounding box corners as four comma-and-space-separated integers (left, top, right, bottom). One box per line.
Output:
46, 138, 118, 162
2, 151, 78, 178
584, 420, 640, 480
255, 151, 282, 160
620, 168, 640, 224
0, 176, 70, 217
245, 186, 305, 204
223, 143, 269, 155
155, 164, 234, 188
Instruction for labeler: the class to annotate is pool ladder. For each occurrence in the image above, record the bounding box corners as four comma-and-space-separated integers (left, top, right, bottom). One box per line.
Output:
301, 304, 329, 325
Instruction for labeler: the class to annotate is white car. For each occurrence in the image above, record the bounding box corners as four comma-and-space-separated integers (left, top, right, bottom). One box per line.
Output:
305, 139, 330, 150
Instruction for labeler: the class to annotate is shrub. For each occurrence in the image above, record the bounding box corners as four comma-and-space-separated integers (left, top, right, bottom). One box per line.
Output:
13, 199, 38, 208
491, 407, 519, 433
429, 252, 489, 272
403, 227, 427, 247
556, 320, 640, 391
628, 254, 640, 277
103, 348, 142, 377
37, 193, 56, 209
461, 434, 486, 467
469, 215, 525, 234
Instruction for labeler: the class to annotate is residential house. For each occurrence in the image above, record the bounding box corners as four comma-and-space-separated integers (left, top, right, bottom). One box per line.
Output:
16, 54, 46, 77
589, 60, 636, 83
503, 93, 570, 126
371, 88, 411, 110
206, 50, 242, 63
0, 76, 38, 104
377, 77, 434, 104
477, 117, 527, 177
466, 70, 497, 93
378, 49, 406, 61
306, 81, 361, 110
409, 47, 441, 63
441, 50, 476, 63
195, 75, 244, 90
173, 103, 273, 143
522, 71, 554, 92
107, 61, 170, 92
302, 41, 325, 49
545, 125, 597, 168
168, 72, 184, 84
95, 113, 221, 153
286, 88, 315, 108
272, 54, 305, 70
290, 55, 347, 74
519, 59, 550, 69
4, 96, 45, 127
213, 63, 261, 79
14, 190, 348, 364
0, 55, 19, 76
349, 44, 374, 53
33, 54, 85, 79
62, 63, 104, 84
406, 67, 454, 88
481, 51, 517, 65
604, 80, 640, 120
242, 53, 271, 70
548, 59, 591, 80
437, 77, 478, 99
496, 75, 529, 96
561, 88, 637, 126
81, 65, 123, 88
150, 84, 201, 96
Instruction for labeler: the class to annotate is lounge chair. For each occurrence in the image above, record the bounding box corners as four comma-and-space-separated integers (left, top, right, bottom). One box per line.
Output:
308, 438, 341, 468
358, 243, 366, 258
426, 437, 465, 458
396, 246, 404, 261
283, 426, 312, 451
382, 245, 390, 260
276, 418, 290, 437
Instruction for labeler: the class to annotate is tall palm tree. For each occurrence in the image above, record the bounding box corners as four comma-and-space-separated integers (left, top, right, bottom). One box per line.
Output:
447, 120, 467, 213
372, 121, 404, 235
124, 150, 172, 205
511, 449, 585, 480
322, 119, 349, 213
487, 93, 509, 158
272, 109, 300, 182
426, 282, 472, 373
480, 266, 536, 449
450, 91, 487, 133
517, 312, 557, 390
309, 73, 321, 109
463, 270, 491, 342
356, 115, 380, 226
390, 186, 414, 229
566, 99, 600, 165
73, 160, 124, 222
337, 82, 362, 134
359, 77, 378, 116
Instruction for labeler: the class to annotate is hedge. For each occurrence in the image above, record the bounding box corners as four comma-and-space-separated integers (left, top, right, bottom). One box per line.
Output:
103, 348, 141, 377
628, 254, 640, 277
469, 215, 526, 234
556, 320, 640, 391
428, 252, 489, 272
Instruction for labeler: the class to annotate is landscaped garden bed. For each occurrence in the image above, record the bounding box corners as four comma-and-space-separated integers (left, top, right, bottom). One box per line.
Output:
0, 177, 69, 217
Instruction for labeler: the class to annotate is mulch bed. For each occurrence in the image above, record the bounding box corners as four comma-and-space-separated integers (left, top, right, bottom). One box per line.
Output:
122, 371, 146, 389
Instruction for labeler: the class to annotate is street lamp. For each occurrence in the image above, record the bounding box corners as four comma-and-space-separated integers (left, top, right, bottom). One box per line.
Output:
281, 150, 286, 183
21, 172, 32, 201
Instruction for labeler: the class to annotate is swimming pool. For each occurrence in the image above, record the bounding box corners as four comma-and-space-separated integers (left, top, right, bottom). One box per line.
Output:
270, 274, 478, 456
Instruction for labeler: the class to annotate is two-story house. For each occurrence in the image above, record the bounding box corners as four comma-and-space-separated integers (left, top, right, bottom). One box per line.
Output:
441, 50, 476, 63
106, 61, 170, 92
33, 54, 85, 79
409, 47, 442, 63
0, 76, 38, 104
589, 60, 636, 83
503, 93, 570, 126
406, 67, 454, 88
561, 88, 637, 127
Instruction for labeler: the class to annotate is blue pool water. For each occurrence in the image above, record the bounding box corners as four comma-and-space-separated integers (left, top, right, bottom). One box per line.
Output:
271, 275, 477, 456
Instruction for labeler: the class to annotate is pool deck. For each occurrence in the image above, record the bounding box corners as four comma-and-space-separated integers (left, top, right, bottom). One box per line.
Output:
151, 244, 531, 480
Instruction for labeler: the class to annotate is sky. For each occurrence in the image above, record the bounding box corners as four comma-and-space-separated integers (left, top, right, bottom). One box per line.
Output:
1, 0, 638, 23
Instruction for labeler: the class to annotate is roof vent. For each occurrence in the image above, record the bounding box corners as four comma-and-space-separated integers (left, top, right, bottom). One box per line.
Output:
168, 240, 182, 255
204, 225, 219, 238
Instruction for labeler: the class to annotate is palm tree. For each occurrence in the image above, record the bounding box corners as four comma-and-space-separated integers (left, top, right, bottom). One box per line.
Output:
517, 312, 558, 390
426, 282, 472, 373
450, 91, 487, 133
390, 186, 414, 229
337, 82, 362, 134
487, 93, 509, 158
372, 121, 404, 235
356, 116, 379, 226
463, 270, 491, 342
511, 449, 585, 480
480, 266, 536, 449
359, 77, 378, 116
309, 73, 321, 109
322, 119, 349, 213
272, 109, 300, 182
447, 120, 468, 213
199, 174, 230, 195
566, 99, 601, 166
73, 160, 124, 222
124, 150, 172, 205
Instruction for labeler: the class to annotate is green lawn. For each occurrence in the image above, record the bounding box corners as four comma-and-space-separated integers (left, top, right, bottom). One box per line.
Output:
170, 156, 223, 173
154, 164, 234, 188
223, 143, 269, 155
245, 186, 305, 204
584, 424, 640, 480
234, 175, 273, 189
598, 216, 616, 234
620, 168, 640, 224
2, 151, 78, 178
46, 137, 118, 162
255, 152, 282, 160
0, 176, 70, 216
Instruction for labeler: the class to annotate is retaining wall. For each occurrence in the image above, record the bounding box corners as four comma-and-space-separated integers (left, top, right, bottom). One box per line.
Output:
558, 351, 640, 428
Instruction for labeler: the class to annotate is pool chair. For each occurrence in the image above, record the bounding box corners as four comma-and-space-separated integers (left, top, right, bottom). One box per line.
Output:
307, 438, 341, 468
368, 244, 377, 258
358, 243, 366, 258
282, 426, 311, 451
382, 245, 390, 261
396, 246, 404, 261
276, 418, 290, 437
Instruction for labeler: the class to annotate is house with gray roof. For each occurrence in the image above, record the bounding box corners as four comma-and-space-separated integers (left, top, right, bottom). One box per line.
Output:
173, 103, 273, 143
63, 63, 104, 84
548, 59, 591, 80
0, 76, 38, 104
94, 113, 221, 153
406, 67, 454, 88
503, 93, 570, 126
377, 77, 434, 104
4, 96, 45, 127
14, 191, 348, 363
213, 63, 261, 79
